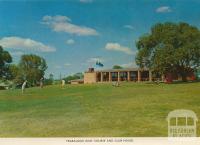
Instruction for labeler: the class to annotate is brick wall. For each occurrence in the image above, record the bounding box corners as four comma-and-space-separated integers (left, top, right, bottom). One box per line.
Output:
84, 72, 97, 84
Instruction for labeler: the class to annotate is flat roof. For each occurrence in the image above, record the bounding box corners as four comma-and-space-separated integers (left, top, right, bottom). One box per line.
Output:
69, 79, 84, 82
94, 67, 149, 72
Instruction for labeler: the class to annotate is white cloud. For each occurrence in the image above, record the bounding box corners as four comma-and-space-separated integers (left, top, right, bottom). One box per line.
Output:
81, 57, 105, 68
124, 25, 134, 30
0, 36, 56, 52
55, 63, 71, 69
80, 0, 93, 3
66, 39, 75, 45
156, 6, 172, 13
41, 15, 99, 36
87, 57, 105, 63
64, 63, 71, 66
105, 42, 134, 55
42, 15, 71, 22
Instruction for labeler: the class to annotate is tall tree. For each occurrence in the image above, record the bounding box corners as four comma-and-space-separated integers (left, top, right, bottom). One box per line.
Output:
19, 54, 47, 86
7, 64, 19, 80
0, 46, 12, 79
136, 22, 200, 81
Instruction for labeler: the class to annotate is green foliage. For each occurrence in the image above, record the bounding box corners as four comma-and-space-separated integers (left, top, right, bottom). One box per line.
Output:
18, 54, 47, 86
0, 47, 48, 87
0, 46, 12, 79
136, 22, 200, 81
0, 79, 13, 90
195, 67, 200, 80
112, 65, 123, 69
64, 72, 83, 83
6, 64, 19, 80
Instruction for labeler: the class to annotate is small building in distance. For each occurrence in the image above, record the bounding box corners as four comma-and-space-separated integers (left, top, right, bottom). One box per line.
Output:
69, 79, 84, 85
84, 67, 155, 84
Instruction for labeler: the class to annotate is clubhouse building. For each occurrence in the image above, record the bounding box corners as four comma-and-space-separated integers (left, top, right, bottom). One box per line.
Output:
83, 67, 196, 84
84, 68, 157, 84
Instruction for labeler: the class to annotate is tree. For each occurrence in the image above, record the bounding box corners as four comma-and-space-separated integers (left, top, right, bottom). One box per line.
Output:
74, 72, 83, 79
136, 22, 200, 81
7, 64, 19, 80
113, 65, 123, 69
194, 68, 200, 80
0, 46, 12, 79
64, 72, 83, 83
19, 54, 47, 86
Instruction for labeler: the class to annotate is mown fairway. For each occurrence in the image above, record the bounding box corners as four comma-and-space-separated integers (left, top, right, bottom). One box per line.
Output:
0, 82, 200, 137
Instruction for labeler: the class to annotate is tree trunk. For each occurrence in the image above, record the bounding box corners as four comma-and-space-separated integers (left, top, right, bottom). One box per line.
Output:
181, 73, 187, 82
178, 66, 188, 82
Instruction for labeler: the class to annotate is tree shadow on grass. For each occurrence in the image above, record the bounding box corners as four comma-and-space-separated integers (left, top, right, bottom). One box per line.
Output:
169, 80, 200, 85
146, 80, 200, 85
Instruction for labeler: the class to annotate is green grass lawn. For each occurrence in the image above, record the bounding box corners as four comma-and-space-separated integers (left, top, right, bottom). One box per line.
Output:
0, 82, 200, 137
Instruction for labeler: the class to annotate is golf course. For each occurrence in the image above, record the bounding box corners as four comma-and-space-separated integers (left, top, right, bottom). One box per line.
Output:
0, 82, 199, 137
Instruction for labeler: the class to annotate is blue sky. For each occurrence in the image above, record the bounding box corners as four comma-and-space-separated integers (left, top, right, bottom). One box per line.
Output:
0, 0, 200, 78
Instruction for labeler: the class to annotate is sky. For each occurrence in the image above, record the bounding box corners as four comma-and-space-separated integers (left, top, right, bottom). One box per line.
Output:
1, 0, 200, 79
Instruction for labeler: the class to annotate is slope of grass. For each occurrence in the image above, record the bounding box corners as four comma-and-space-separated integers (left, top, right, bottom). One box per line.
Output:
0, 82, 200, 137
